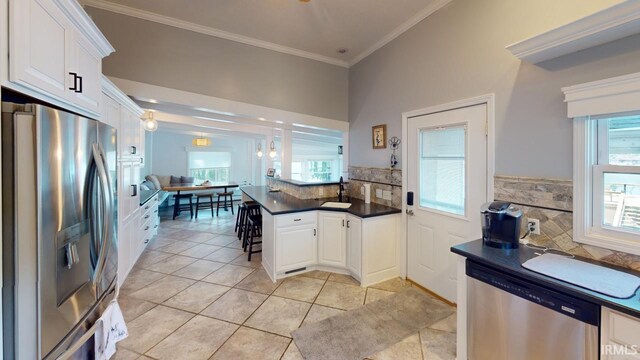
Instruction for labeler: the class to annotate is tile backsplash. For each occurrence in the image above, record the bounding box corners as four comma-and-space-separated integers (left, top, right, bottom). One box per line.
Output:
495, 175, 640, 271
347, 166, 402, 208
265, 178, 339, 199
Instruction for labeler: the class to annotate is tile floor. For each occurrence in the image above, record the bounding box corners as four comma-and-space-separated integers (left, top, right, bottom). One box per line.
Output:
114, 207, 456, 360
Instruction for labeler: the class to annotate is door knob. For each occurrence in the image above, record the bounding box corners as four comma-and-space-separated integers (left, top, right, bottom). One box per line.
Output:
406, 209, 415, 216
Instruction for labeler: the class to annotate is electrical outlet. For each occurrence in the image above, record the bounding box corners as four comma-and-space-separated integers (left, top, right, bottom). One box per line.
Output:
360, 187, 365, 195
382, 190, 392, 200
319, 187, 324, 196
528, 218, 540, 235
375, 189, 383, 198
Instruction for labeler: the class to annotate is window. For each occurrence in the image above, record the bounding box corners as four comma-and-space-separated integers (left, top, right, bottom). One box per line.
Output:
567, 71, 640, 255
291, 136, 342, 182
188, 151, 231, 183
419, 125, 466, 215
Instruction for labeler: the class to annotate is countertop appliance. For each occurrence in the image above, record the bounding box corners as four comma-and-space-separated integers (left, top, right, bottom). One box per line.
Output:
467, 260, 599, 360
2, 101, 118, 359
480, 201, 522, 249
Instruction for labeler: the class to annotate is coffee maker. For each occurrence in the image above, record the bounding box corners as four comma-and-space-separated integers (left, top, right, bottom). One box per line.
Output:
481, 201, 523, 249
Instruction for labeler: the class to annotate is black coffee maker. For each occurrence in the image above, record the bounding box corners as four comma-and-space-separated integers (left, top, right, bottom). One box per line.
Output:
481, 201, 523, 249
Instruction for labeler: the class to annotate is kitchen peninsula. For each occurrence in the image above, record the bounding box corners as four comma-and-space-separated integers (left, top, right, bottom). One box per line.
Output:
241, 185, 402, 286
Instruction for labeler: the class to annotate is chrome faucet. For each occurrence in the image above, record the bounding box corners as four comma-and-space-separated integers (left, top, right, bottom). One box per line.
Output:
338, 176, 345, 202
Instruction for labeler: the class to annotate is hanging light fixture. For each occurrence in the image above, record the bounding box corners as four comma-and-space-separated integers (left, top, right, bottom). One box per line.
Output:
142, 111, 158, 132
256, 142, 263, 158
269, 140, 277, 158
192, 133, 211, 147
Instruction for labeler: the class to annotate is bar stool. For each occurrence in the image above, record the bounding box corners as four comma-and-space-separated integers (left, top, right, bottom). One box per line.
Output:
238, 203, 261, 241
235, 201, 257, 234
195, 192, 215, 218
216, 191, 235, 216
172, 193, 194, 220
243, 214, 262, 261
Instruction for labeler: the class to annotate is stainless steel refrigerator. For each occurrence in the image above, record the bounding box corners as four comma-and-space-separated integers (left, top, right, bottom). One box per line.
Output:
2, 102, 118, 359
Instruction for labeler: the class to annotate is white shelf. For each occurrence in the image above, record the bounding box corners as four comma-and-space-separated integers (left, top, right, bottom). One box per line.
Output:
507, 1, 640, 64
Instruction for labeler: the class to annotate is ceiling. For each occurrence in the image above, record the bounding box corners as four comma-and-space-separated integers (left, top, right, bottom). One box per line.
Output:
82, 0, 449, 67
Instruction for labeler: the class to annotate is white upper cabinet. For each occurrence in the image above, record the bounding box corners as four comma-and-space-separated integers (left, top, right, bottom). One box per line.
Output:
8, 0, 114, 118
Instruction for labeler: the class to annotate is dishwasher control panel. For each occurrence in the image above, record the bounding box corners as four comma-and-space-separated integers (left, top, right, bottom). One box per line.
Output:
467, 259, 600, 326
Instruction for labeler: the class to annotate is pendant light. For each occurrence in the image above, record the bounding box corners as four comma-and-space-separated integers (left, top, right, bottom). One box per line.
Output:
256, 142, 263, 158
192, 133, 211, 147
143, 111, 158, 132
269, 140, 277, 158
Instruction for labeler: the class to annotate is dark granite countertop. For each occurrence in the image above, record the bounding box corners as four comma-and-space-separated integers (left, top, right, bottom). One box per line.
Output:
451, 239, 640, 319
140, 189, 160, 206
266, 177, 347, 187
241, 186, 400, 218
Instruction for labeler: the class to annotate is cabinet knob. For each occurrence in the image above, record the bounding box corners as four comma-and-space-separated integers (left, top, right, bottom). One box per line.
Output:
144, 238, 150, 244
144, 226, 150, 231
347, 220, 350, 228
314, 229, 316, 236
68, 72, 82, 93
144, 214, 150, 219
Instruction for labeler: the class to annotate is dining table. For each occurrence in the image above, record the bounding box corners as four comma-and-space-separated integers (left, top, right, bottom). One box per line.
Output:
162, 182, 239, 218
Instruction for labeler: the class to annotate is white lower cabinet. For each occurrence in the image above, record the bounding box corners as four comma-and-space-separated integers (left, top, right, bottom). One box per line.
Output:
318, 212, 347, 268
276, 225, 317, 273
346, 215, 362, 279
602, 307, 640, 359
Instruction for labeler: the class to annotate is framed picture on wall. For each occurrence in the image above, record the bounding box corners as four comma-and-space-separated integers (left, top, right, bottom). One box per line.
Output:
266, 168, 276, 177
372, 124, 387, 149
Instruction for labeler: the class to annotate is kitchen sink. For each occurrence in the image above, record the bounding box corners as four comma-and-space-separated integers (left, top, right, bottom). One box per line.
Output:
321, 201, 352, 208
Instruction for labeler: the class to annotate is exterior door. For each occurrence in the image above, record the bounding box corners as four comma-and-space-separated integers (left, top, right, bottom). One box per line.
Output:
407, 104, 487, 302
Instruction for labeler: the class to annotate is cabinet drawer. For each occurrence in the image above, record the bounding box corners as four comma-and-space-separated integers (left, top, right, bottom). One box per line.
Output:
275, 212, 316, 227
608, 310, 640, 347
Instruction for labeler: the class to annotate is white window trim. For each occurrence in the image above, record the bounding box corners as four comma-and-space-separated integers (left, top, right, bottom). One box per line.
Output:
565, 71, 640, 255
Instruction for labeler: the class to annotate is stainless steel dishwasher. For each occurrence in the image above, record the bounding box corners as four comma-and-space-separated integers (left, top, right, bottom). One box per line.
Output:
467, 260, 600, 360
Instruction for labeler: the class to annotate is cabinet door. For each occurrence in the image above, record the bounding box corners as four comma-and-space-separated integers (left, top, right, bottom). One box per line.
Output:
318, 212, 347, 267
10, 0, 73, 101
119, 108, 132, 158
117, 218, 131, 288
137, 121, 145, 167
102, 94, 120, 129
347, 215, 362, 277
119, 162, 133, 221
276, 226, 317, 273
70, 32, 102, 114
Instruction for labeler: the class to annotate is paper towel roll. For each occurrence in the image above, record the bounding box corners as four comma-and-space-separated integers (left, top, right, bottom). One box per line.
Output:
363, 183, 371, 204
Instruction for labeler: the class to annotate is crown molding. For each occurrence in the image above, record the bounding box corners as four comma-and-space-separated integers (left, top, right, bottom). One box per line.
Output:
562, 71, 640, 117
55, 0, 114, 56
507, 1, 640, 64
80, 0, 350, 67
348, 0, 452, 66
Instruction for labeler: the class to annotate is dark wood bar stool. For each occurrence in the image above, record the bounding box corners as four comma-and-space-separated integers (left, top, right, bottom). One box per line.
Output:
195, 192, 215, 218
172, 193, 194, 220
243, 214, 262, 261
237, 203, 260, 240
216, 191, 235, 216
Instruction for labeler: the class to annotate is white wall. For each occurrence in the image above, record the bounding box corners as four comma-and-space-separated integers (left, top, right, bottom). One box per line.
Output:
148, 130, 263, 185
348, 0, 640, 179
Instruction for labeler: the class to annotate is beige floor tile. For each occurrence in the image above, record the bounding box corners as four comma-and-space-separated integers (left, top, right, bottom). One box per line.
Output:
235, 269, 283, 294
118, 295, 156, 322
186, 232, 218, 243
129, 275, 196, 303
113, 347, 140, 360
429, 313, 457, 333
281, 341, 304, 360
120, 268, 165, 294
135, 250, 173, 268
419, 329, 456, 360
146, 315, 238, 360
245, 296, 311, 337
179, 244, 222, 258
205, 235, 238, 247
273, 276, 325, 303
200, 288, 268, 324
314, 281, 366, 310
204, 248, 244, 263
224, 239, 245, 250
300, 304, 345, 327
118, 305, 193, 354
299, 270, 331, 280
142, 255, 197, 274
365, 288, 395, 304
156, 227, 181, 237
156, 240, 200, 255
202, 264, 255, 286
170, 229, 206, 239
210, 326, 289, 360
172, 260, 226, 280
327, 273, 360, 285
146, 237, 178, 251
229, 252, 263, 268
370, 333, 423, 360
163, 282, 231, 313
369, 277, 412, 292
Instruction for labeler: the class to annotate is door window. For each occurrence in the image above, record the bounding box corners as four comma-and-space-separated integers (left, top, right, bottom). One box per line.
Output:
419, 125, 466, 215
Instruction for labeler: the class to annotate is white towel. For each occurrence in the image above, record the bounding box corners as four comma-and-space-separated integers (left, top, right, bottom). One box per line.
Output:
95, 301, 129, 360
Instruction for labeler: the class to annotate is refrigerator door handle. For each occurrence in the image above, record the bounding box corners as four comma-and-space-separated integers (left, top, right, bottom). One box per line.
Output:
55, 318, 103, 360
91, 143, 112, 287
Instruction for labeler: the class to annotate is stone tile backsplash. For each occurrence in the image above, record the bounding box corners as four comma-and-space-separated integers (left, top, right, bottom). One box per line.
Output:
347, 166, 402, 208
265, 178, 340, 199
495, 175, 640, 271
